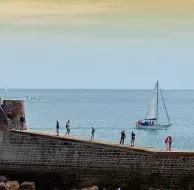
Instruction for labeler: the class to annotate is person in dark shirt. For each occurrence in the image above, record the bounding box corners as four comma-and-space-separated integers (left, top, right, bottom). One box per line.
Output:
120, 130, 126, 145
65, 120, 70, 137
90, 126, 95, 140
168, 136, 172, 151
131, 131, 135, 146
56, 120, 59, 136
20, 116, 25, 131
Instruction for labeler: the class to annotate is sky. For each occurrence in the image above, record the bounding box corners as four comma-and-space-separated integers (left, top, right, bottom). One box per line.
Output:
0, 0, 194, 89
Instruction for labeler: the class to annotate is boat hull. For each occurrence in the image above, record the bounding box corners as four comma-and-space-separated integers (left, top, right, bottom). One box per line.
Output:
136, 123, 171, 130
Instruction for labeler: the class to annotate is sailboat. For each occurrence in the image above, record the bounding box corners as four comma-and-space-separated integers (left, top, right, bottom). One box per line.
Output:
5, 84, 8, 93
136, 81, 171, 130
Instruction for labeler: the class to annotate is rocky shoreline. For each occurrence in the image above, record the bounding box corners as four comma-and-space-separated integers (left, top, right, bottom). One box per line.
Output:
0, 175, 100, 190
0, 175, 173, 190
0, 176, 34, 190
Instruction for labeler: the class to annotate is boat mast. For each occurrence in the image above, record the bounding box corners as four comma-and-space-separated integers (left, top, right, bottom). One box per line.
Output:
159, 83, 171, 124
156, 81, 159, 124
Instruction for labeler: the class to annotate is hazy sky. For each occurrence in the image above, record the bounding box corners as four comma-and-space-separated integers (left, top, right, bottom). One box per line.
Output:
1, 0, 194, 89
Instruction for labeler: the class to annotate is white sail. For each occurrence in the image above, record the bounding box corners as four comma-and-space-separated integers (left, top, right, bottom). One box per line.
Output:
5, 84, 8, 93
145, 82, 157, 120
136, 80, 171, 130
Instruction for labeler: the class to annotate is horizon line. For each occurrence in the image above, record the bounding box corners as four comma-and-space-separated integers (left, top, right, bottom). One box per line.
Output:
1, 88, 194, 90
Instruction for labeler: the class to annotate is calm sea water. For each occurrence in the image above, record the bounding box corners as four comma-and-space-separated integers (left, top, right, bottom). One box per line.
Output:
1, 89, 193, 151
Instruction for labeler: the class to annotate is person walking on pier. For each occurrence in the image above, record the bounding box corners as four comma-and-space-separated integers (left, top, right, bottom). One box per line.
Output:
90, 126, 95, 140
120, 130, 126, 145
131, 131, 135, 146
56, 120, 59, 136
65, 120, 70, 137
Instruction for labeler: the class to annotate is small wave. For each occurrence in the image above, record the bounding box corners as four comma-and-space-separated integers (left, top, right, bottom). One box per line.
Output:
24, 97, 43, 101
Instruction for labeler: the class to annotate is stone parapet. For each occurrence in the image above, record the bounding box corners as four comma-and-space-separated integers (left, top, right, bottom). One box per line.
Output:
0, 130, 194, 189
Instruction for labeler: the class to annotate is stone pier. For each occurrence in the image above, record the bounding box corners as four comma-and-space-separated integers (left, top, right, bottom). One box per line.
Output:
0, 100, 194, 189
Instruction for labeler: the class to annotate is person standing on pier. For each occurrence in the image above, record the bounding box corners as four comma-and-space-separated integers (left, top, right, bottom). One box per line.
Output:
56, 120, 59, 136
19, 116, 25, 131
0, 98, 3, 106
165, 136, 168, 150
165, 136, 170, 151
65, 120, 70, 137
131, 131, 135, 146
165, 136, 172, 151
120, 130, 126, 145
168, 136, 172, 151
90, 126, 95, 140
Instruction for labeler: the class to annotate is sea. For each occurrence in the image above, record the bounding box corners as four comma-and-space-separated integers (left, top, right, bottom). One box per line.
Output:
1, 89, 194, 151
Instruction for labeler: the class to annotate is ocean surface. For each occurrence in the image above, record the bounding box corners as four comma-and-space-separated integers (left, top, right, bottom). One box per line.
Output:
1, 89, 194, 151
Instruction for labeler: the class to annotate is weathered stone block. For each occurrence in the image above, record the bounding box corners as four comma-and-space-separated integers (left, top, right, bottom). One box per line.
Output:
0, 182, 6, 190
5, 181, 20, 190
20, 182, 35, 190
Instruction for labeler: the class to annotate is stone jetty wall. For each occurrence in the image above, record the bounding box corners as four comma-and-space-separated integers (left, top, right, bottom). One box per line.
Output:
0, 100, 194, 189
0, 130, 194, 189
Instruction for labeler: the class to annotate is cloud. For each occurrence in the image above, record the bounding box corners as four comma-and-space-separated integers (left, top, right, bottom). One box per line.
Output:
1, 0, 194, 39
0, 0, 117, 18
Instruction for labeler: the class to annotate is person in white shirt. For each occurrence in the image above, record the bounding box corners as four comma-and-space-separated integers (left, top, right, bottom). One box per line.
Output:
0, 98, 3, 106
